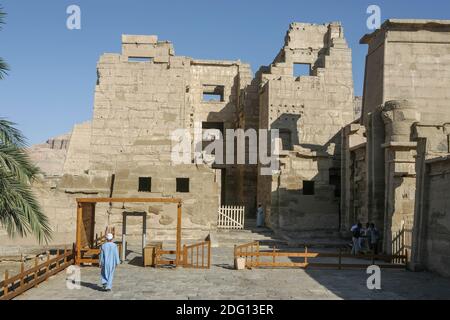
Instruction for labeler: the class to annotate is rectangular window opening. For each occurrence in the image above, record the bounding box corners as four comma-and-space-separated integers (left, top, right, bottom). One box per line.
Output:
303, 180, 315, 195
176, 178, 190, 193
279, 129, 293, 151
203, 85, 225, 102
128, 57, 153, 63
294, 63, 311, 77
138, 177, 152, 192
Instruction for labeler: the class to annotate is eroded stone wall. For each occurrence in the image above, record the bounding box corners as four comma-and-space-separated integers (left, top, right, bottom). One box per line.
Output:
258, 22, 355, 232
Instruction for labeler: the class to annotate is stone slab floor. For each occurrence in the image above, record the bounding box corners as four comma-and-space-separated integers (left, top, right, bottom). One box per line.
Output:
15, 245, 450, 300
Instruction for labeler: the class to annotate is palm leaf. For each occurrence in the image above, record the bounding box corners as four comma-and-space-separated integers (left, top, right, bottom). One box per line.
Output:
0, 57, 8, 80
0, 118, 27, 147
0, 171, 52, 243
0, 8, 9, 79
0, 144, 39, 181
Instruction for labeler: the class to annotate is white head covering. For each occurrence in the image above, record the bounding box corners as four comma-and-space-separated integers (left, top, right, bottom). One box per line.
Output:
106, 233, 114, 241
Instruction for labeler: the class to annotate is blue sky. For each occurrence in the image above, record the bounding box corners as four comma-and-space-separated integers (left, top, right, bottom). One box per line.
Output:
1, 0, 450, 145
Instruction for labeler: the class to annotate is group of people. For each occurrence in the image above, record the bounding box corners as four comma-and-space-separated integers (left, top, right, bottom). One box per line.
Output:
350, 222, 380, 255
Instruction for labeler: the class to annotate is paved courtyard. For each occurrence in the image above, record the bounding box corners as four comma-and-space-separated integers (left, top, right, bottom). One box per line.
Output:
15, 245, 450, 300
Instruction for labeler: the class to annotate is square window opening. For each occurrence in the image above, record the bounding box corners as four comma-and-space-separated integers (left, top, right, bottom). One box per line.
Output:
294, 63, 311, 77
176, 178, 190, 193
203, 85, 225, 102
138, 177, 152, 192
303, 180, 315, 195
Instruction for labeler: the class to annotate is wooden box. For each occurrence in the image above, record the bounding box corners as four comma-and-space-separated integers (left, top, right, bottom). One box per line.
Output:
143, 242, 163, 267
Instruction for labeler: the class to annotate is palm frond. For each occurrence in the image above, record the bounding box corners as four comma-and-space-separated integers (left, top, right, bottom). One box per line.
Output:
0, 57, 8, 79
0, 8, 9, 79
0, 118, 27, 146
0, 7, 5, 27
0, 144, 39, 181
0, 171, 52, 244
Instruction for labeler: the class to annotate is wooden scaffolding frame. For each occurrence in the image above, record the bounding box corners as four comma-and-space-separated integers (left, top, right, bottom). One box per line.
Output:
75, 198, 183, 266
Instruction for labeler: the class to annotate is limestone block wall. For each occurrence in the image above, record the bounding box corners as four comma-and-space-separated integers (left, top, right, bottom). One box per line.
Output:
258, 22, 355, 232
62, 121, 92, 175
341, 122, 367, 233
421, 157, 450, 277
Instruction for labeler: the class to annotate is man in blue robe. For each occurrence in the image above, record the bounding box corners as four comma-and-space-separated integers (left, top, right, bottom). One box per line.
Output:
99, 233, 121, 292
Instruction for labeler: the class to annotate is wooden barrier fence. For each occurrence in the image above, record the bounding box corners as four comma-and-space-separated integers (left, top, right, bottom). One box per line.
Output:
0, 246, 75, 300
234, 241, 408, 270
183, 241, 211, 269
155, 241, 211, 269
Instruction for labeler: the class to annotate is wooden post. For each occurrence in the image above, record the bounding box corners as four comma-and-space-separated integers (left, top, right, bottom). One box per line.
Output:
250, 243, 253, 268
76, 202, 83, 265
196, 246, 199, 268
207, 241, 211, 269
304, 246, 308, 266
202, 242, 205, 268
64, 246, 67, 264
56, 249, 60, 268
176, 202, 182, 267
272, 246, 276, 266
20, 255, 25, 287
256, 242, 260, 268
45, 251, 50, 280
4, 270, 8, 295
183, 245, 187, 267
245, 246, 248, 268
34, 257, 38, 283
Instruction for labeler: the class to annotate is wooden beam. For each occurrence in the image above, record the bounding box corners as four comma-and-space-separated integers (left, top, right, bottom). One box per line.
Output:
76, 198, 182, 204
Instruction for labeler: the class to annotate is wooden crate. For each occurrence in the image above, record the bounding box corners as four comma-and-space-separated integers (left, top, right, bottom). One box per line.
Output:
143, 242, 163, 267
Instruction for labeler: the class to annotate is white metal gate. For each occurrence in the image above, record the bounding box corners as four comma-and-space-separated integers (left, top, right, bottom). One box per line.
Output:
217, 206, 245, 230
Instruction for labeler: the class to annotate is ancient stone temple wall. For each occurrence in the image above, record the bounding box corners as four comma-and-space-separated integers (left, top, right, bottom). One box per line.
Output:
257, 22, 355, 233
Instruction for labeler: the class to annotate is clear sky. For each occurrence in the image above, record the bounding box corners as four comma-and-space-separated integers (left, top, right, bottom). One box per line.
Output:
1, 0, 450, 145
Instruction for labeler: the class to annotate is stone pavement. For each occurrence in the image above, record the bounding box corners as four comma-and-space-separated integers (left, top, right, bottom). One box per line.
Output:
15, 244, 450, 300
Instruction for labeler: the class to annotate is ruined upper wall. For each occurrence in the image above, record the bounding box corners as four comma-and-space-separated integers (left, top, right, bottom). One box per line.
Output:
259, 22, 355, 147
89, 35, 252, 175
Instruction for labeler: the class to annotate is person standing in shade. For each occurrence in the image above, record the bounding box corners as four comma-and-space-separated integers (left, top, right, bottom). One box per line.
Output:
350, 223, 362, 255
99, 233, 121, 292
256, 204, 265, 227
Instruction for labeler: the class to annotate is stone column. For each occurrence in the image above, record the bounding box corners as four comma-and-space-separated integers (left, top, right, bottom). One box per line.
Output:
380, 100, 420, 255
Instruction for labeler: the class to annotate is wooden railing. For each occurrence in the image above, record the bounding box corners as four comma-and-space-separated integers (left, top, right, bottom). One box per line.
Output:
392, 222, 412, 264
183, 241, 211, 269
234, 241, 407, 270
218, 206, 245, 230
0, 246, 75, 300
234, 241, 260, 268
154, 249, 178, 267
155, 241, 212, 269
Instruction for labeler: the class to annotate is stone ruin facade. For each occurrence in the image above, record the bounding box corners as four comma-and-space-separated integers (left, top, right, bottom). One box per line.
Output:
1, 19, 449, 278
256, 22, 354, 235
342, 20, 450, 277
